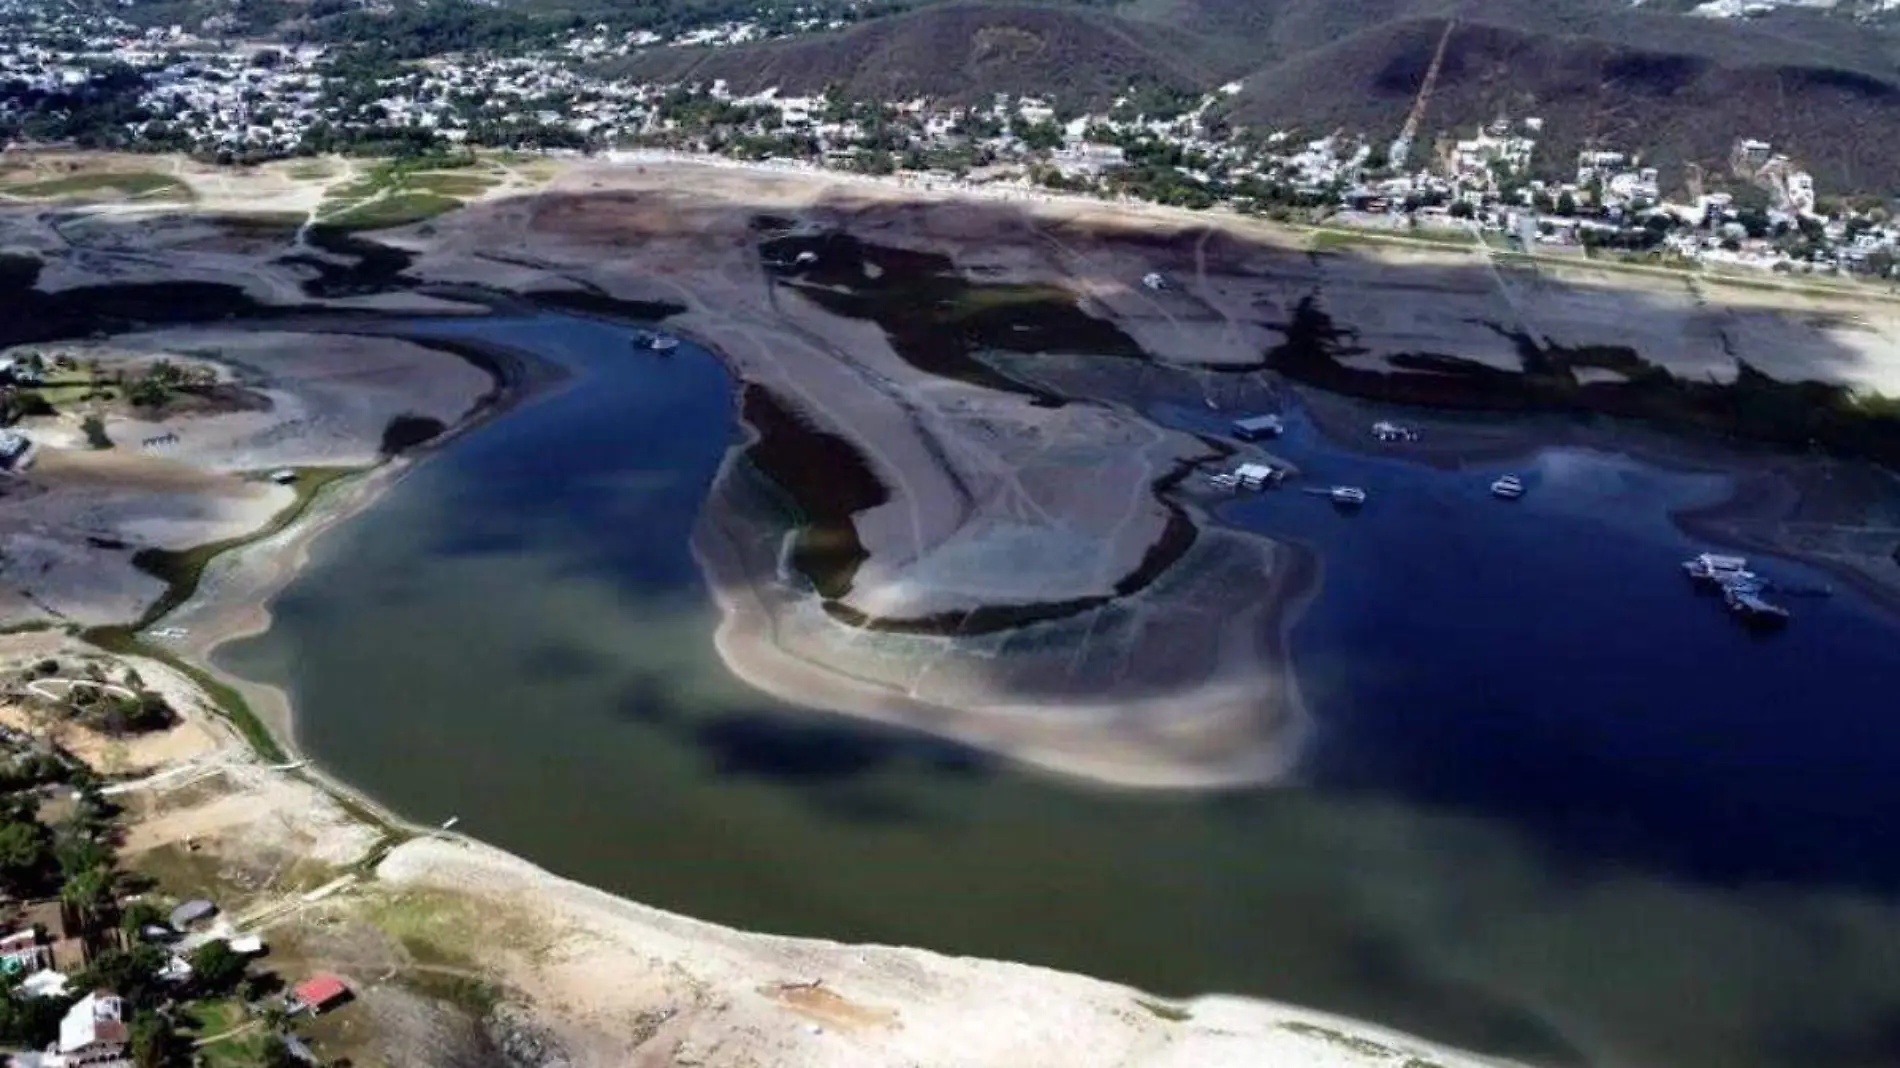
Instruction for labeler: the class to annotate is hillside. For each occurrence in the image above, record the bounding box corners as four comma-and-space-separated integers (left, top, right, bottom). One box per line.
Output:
603, 0, 1900, 194
1224, 14, 1900, 192
605, 2, 1242, 107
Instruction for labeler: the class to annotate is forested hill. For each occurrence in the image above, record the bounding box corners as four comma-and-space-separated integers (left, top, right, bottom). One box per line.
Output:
598, 0, 1900, 194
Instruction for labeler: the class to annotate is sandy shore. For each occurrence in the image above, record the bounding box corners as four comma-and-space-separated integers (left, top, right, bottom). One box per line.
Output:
158, 326, 569, 745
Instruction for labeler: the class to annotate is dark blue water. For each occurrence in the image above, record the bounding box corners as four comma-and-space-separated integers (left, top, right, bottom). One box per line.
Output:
1158, 401, 1900, 890
222, 316, 1900, 1068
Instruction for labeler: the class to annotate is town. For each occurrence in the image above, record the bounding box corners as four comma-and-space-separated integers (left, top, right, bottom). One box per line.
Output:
0, 653, 355, 1068
2, 0, 1897, 279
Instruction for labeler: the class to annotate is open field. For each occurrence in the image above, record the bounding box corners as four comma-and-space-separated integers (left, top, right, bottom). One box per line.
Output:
1, 169, 191, 202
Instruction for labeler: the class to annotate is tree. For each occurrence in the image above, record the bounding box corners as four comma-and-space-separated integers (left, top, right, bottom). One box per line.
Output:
54, 832, 111, 879
74, 946, 164, 1008
260, 1035, 303, 1068
1555, 192, 1578, 217
188, 940, 247, 995
0, 982, 70, 1046
128, 1009, 177, 1068
0, 818, 52, 893
59, 864, 114, 936
1448, 200, 1475, 219
119, 900, 165, 941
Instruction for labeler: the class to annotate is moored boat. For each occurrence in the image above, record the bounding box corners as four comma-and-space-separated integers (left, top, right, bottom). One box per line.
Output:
1330, 486, 1367, 506
634, 330, 679, 353
1683, 553, 1751, 583
1724, 584, 1791, 628
1491, 474, 1525, 499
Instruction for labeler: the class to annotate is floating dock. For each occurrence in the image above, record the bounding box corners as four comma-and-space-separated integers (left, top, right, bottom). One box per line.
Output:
1232, 414, 1285, 440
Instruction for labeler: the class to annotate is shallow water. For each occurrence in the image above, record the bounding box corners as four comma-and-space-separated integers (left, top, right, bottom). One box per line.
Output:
221, 314, 1900, 1067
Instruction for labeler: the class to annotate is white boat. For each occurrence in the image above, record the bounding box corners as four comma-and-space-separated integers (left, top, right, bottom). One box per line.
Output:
1724, 584, 1791, 627
648, 335, 679, 353
1490, 474, 1525, 499
1683, 553, 1751, 583
1329, 486, 1367, 506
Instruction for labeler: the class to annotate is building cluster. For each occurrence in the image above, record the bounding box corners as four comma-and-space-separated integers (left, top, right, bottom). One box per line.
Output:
2, 1, 1896, 278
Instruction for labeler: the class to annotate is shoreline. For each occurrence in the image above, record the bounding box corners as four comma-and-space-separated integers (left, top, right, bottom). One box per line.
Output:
46, 303, 1527, 1068
139, 323, 572, 800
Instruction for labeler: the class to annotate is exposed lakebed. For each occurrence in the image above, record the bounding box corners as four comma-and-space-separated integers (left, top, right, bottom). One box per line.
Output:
212, 310, 1900, 1068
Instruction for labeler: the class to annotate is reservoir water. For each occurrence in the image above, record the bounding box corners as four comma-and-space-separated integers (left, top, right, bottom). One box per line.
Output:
221, 314, 1900, 1068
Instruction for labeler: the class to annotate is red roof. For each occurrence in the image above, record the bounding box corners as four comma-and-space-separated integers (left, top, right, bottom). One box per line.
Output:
294, 974, 350, 1008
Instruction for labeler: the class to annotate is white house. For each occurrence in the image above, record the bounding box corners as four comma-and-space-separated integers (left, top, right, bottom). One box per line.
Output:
53, 991, 129, 1066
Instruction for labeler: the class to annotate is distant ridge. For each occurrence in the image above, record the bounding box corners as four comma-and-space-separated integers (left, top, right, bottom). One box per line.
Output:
605, 0, 1900, 194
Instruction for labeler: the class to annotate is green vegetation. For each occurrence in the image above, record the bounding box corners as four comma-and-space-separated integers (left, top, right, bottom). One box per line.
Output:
317, 191, 461, 233
1268, 295, 1900, 471
56, 682, 178, 735
399, 971, 504, 1018
403, 172, 499, 197
186, 997, 276, 1068
190, 940, 250, 994
1134, 998, 1193, 1022
81, 465, 363, 764
366, 890, 489, 971
379, 413, 449, 456
121, 466, 359, 631
1308, 226, 1480, 253
2, 171, 189, 201
99, 637, 284, 765
128, 841, 229, 904
125, 359, 217, 409
313, 154, 495, 233
80, 414, 113, 449
1278, 1021, 1399, 1058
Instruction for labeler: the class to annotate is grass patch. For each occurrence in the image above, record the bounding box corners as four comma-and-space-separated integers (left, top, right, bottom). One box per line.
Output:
365, 889, 488, 970
1309, 226, 1478, 253
33, 381, 101, 407
4, 171, 190, 201
83, 632, 287, 765
131, 840, 229, 903
192, 1004, 273, 1068
185, 996, 248, 1036
1134, 998, 1193, 1022
130, 466, 359, 629
404, 172, 497, 198
286, 160, 338, 181
400, 970, 504, 1017
1278, 1021, 1400, 1058
317, 192, 460, 233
